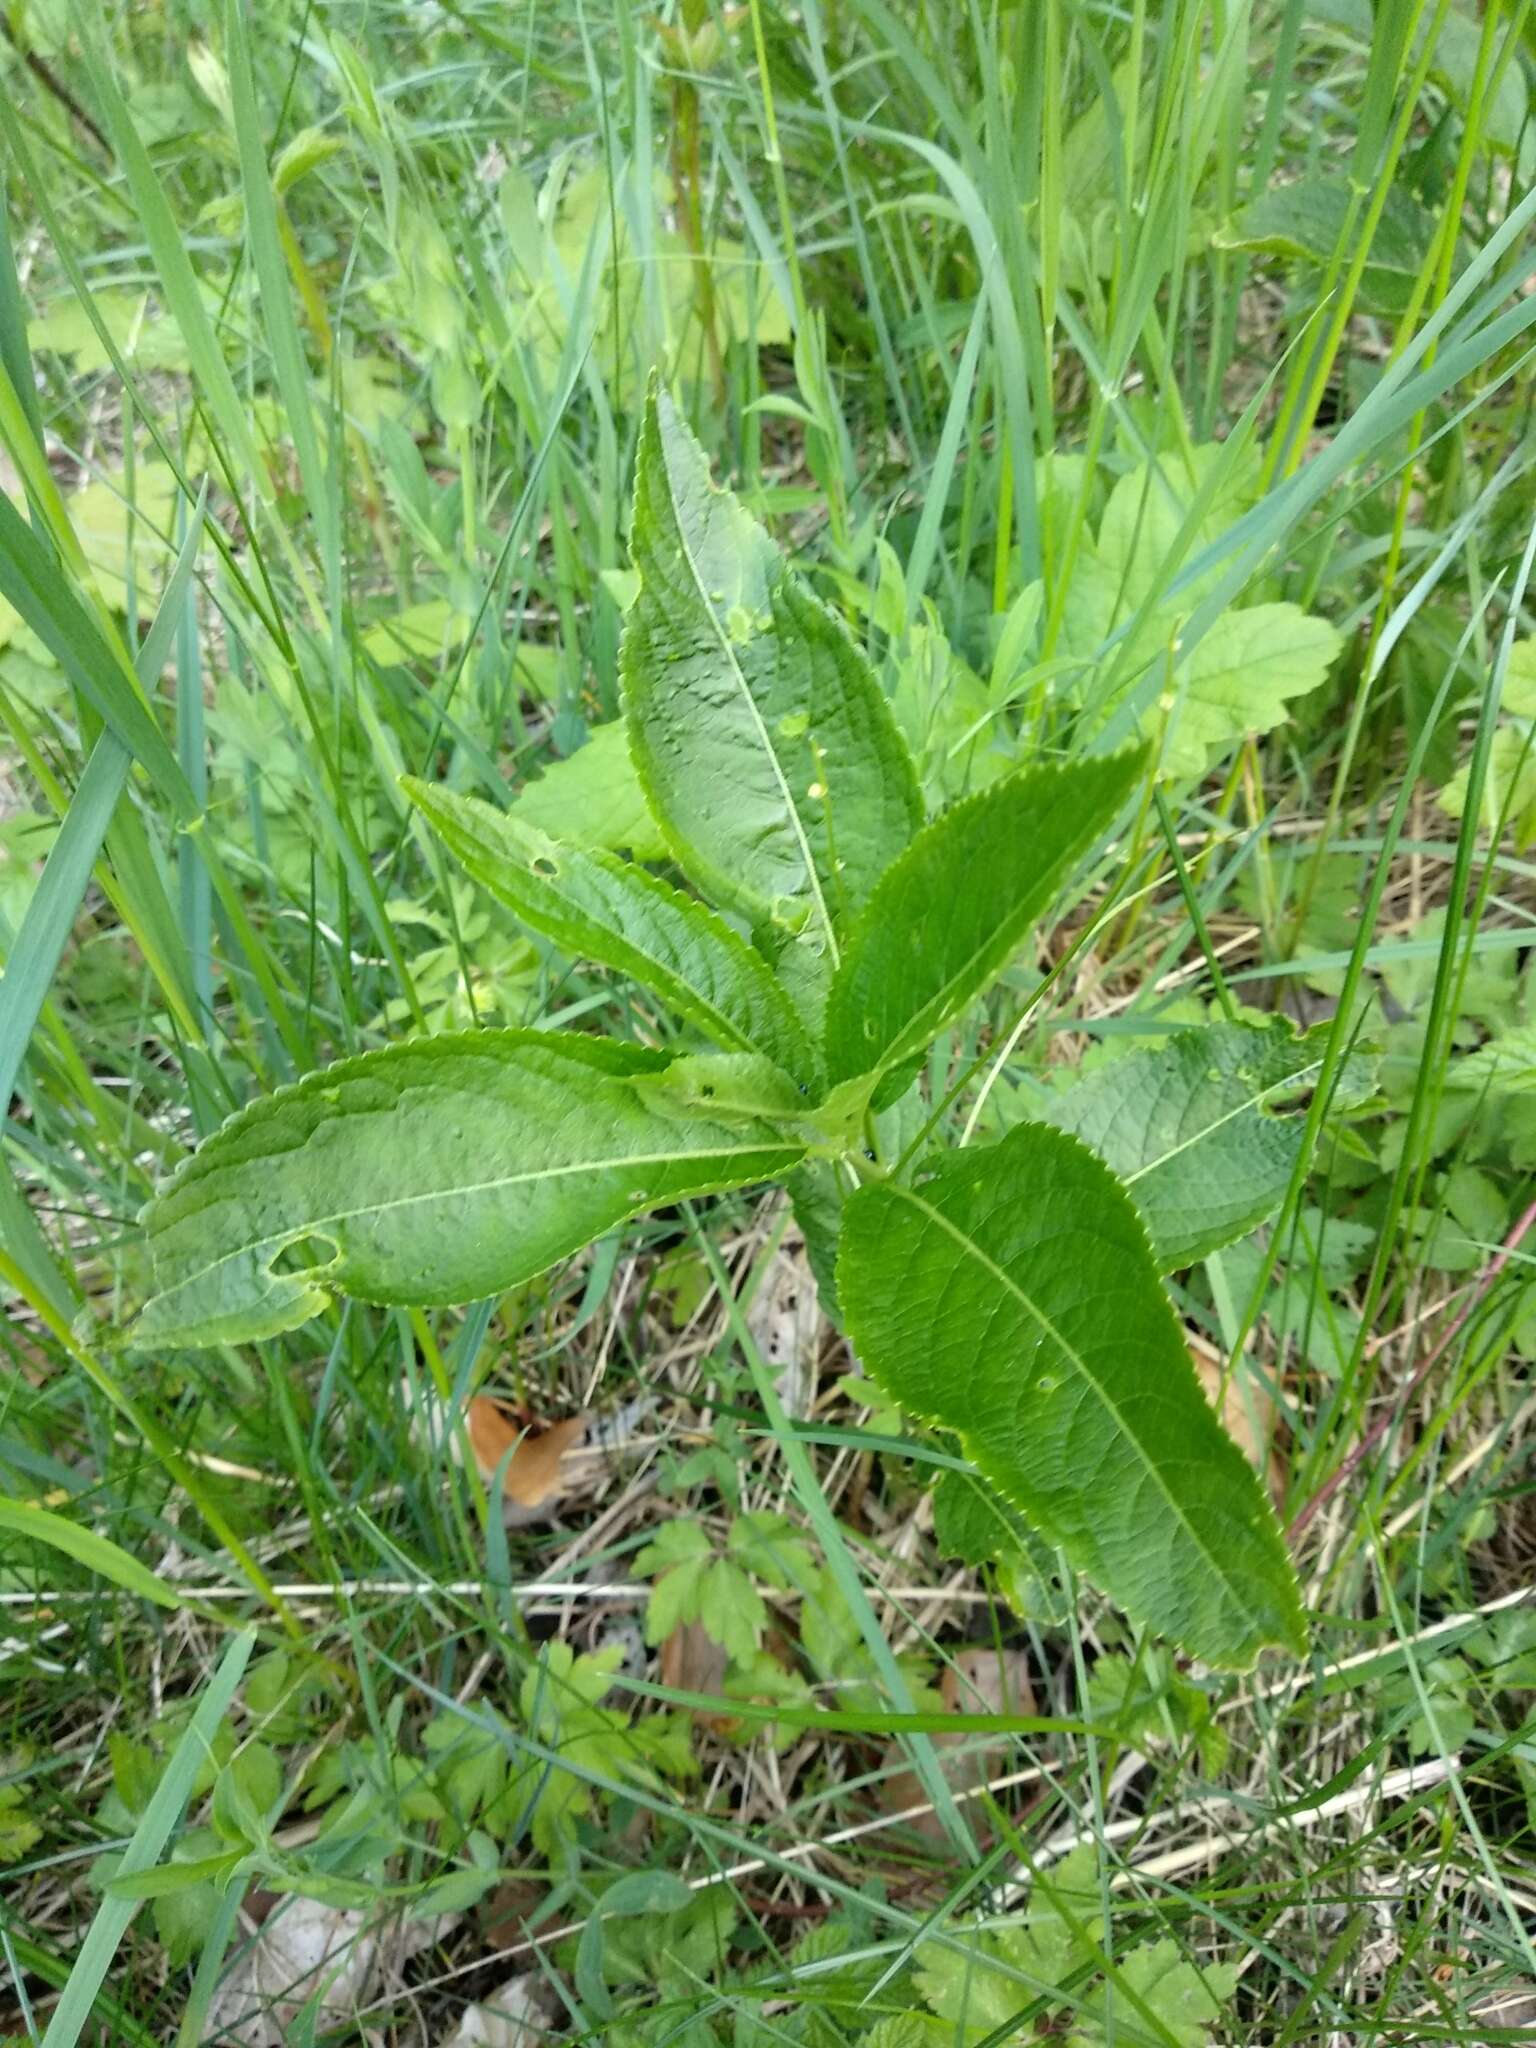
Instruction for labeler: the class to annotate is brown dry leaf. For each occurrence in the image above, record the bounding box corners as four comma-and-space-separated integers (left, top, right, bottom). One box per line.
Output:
940, 1643, 1037, 1721
1189, 1346, 1284, 1504
660, 1618, 735, 1732
465, 1400, 588, 1509
479, 1876, 546, 1953
879, 1645, 1037, 1844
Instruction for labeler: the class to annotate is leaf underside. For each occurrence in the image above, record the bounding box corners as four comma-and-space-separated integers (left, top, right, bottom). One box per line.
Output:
135, 1030, 804, 1349
838, 1120, 1307, 1667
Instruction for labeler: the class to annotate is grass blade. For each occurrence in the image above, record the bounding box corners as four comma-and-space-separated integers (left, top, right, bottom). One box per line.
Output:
39, 1628, 255, 2048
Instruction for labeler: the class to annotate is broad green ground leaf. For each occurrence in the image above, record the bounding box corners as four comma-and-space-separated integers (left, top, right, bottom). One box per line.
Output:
857, 2018, 951, 2048
914, 1849, 1102, 2040
134, 1031, 804, 1348
1419, 7, 1527, 153
404, 778, 817, 1084
1215, 177, 1436, 314
824, 752, 1142, 1087
1038, 1019, 1331, 1269
362, 599, 471, 665
1437, 677, 1536, 847
513, 719, 668, 862
1093, 444, 1262, 615
68, 463, 178, 612
838, 1122, 1306, 1666
622, 381, 922, 949
1160, 603, 1341, 777
1043, 452, 1342, 778
29, 290, 194, 372
1072, 1941, 1238, 2048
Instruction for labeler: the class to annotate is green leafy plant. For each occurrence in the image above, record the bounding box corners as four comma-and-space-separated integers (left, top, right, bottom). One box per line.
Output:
636, 1510, 819, 1667
126, 382, 1304, 1669
866, 1846, 1237, 2048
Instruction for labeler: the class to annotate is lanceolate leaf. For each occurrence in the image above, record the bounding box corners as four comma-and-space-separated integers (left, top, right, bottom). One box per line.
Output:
839, 1122, 1306, 1666
1038, 1020, 1331, 1270
403, 777, 818, 1085
622, 381, 922, 950
824, 752, 1143, 1087
134, 1031, 804, 1349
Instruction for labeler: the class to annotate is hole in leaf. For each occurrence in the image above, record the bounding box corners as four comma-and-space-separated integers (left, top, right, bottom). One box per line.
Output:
267, 1233, 340, 1278
531, 855, 559, 878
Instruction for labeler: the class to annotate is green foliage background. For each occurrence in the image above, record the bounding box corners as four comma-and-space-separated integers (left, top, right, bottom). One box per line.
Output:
1, 0, 1535, 2042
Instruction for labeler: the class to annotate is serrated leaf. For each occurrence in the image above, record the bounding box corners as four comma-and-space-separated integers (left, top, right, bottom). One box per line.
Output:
931, 1466, 1031, 1568
787, 1160, 846, 1320
642, 1558, 711, 1647
1094, 444, 1262, 616
913, 1941, 1038, 2043
1039, 1020, 1329, 1270
932, 1468, 1070, 1625
1159, 604, 1341, 777
857, 2017, 953, 2048
1437, 721, 1536, 848
824, 753, 1142, 1087
622, 381, 922, 949
513, 718, 669, 862
838, 1122, 1307, 1667
0, 1788, 41, 1866
1069, 1939, 1237, 2048
133, 1031, 804, 1348
699, 1557, 765, 1664
404, 778, 817, 1083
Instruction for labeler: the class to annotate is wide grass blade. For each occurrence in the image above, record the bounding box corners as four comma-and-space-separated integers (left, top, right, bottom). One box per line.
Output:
39, 1629, 255, 2048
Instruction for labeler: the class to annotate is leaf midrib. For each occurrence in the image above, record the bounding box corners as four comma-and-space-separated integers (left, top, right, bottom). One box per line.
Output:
891, 1183, 1270, 1648
862, 871, 1056, 1078
151, 1141, 799, 1312
1119, 1055, 1322, 1187
662, 481, 840, 967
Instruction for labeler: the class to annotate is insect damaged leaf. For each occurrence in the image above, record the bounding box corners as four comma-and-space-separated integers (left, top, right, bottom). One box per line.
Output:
134, 1031, 803, 1348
